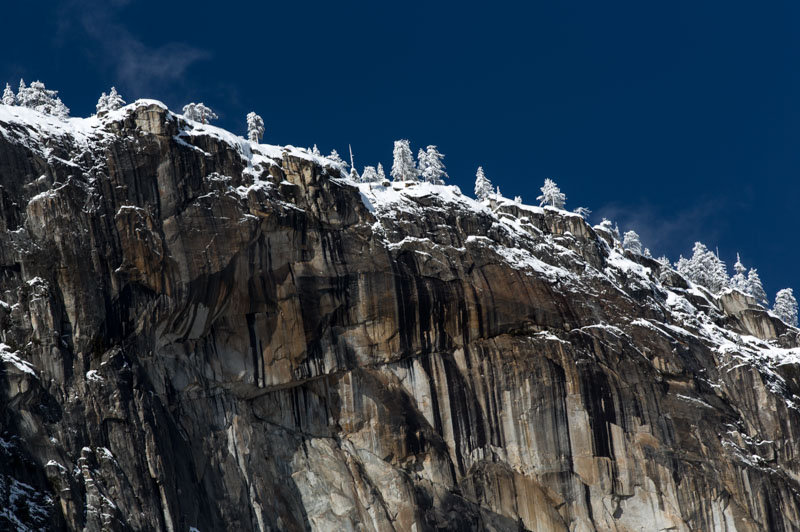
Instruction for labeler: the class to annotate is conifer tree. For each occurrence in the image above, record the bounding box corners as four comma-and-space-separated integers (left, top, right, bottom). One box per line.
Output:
183, 103, 217, 124
96, 87, 126, 115
573, 207, 592, 218
773, 288, 798, 327
391, 140, 417, 181
349, 166, 360, 181
746, 269, 768, 306
675, 242, 728, 293
106, 87, 125, 111
514, 195, 522, 203
376, 163, 386, 182
418, 145, 447, 184
656, 256, 672, 282
536, 178, 566, 209
16, 80, 69, 119
327, 149, 347, 169
596, 218, 616, 240
246, 112, 265, 142
623, 231, 643, 255
361, 166, 379, 183
474, 166, 492, 201
2, 83, 14, 105
311, 144, 321, 156
96, 92, 108, 114
674, 255, 690, 276
730, 253, 748, 292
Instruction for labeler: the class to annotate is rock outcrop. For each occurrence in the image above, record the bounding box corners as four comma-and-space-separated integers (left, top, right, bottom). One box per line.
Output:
0, 101, 799, 531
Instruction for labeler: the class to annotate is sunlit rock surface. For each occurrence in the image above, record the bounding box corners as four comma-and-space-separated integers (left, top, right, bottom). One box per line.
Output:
0, 101, 799, 531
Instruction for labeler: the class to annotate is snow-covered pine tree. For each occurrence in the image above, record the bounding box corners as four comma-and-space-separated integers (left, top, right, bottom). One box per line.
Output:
246, 112, 265, 142
514, 195, 522, 203
536, 178, 566, 209
730, 253, 748, 292
597, 218, 614, 234
391, 140, 417, 181
16, 80, 69, 119
656, 255, 672, 282
474, 166, 492, 201
349, 166, 360, 181
96, 92, 108, 114
376, 163, 386, 182
773, 288, 798, 326
361, 166, 379, 183
198, 104, 218, 123
643, 248, 653, 258
674, 255, 690, 276
418, 145, 447, 184
96, 87, 126, 115
706, 250, 729, 293
2, 83, 14, 105
183, 103, 218, 124
311, 144, 321, 156
327, 149, 347, 169
106, 87, 125, 111
495, 185, 502, 197
573, 207, 592, 218
746, 269, 768, 306
622, 231, 643, 255
675, 242, 729, 293
182, 103, 197, 121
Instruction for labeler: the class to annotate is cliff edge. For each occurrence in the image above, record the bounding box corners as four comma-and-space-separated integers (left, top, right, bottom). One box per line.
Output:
0, 101, 798, 531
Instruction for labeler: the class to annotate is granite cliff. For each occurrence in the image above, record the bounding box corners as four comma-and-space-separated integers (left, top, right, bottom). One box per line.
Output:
0, 100, 799, 531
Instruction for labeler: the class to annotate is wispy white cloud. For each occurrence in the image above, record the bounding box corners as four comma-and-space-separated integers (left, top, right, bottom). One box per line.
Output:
593, 196, 731, 260
58, 0, 209, 97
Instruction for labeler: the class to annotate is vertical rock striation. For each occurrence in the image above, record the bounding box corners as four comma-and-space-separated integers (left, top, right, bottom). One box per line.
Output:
0, 100, 798, 531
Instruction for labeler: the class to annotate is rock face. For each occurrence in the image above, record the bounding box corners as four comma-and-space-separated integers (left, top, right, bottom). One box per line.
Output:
0, 101, 799, 532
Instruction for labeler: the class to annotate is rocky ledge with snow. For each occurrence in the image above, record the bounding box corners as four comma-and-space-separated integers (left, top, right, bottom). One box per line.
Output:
0, 100, 798, 531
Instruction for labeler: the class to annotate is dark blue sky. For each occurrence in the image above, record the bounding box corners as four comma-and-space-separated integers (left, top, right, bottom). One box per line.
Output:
2, 1, 798, 298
